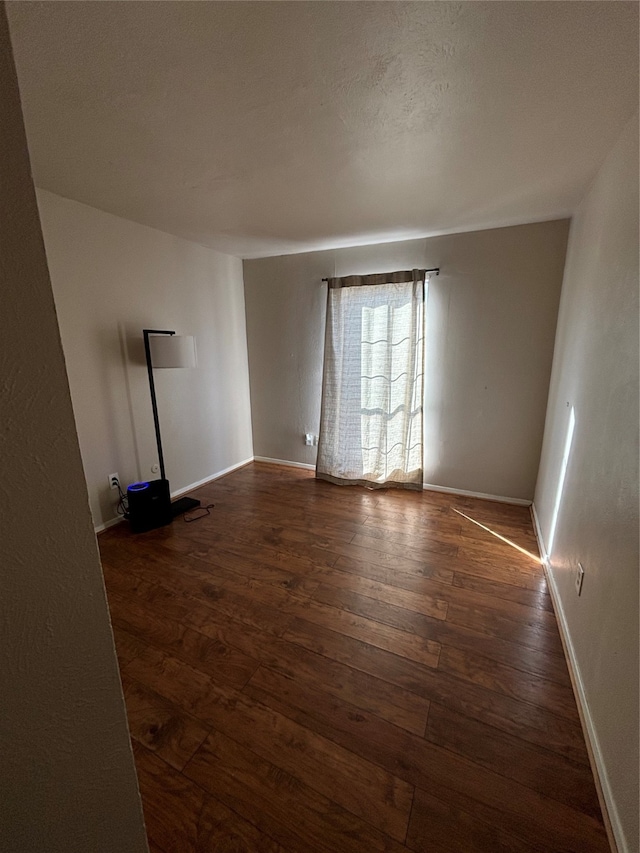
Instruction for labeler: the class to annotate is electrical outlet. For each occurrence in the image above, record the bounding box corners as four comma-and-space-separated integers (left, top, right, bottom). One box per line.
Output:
304, 433, 319, 446
109, 473, 120, 490
575, 562, 584, 596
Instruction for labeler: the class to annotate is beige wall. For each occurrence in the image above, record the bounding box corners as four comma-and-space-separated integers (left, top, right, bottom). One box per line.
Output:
244, 220, 569, 501
37, 190, 254, 529
0, 7, 148, 852
534, 116, 639, 853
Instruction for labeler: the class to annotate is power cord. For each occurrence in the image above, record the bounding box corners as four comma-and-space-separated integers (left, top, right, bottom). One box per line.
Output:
114, 478, 129, 518
184, 503, 215, 523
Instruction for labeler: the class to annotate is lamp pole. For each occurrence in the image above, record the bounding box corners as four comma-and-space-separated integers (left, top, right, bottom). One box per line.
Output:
142, 328, 175, 481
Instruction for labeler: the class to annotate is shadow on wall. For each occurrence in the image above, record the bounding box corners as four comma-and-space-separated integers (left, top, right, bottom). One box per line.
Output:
423, 273, 446, 483
95, 325, 126, 523
119, 323, 144, 482
94, 323, 146, 523
124, 327, 146, 367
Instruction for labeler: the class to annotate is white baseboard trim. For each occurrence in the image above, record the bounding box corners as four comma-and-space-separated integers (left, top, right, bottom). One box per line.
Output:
530, 503, 622, 853
94, 456, 254, 534
423, 482, 532, 506
254, 456, 316, 471
252, 462, 533, 504
253, 456, 531, 506
94, 515, 124, 534
530, 502, 549, 564
169, 456, 254, 497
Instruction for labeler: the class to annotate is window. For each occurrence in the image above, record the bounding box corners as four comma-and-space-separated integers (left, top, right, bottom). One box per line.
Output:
317, 269, 426, 489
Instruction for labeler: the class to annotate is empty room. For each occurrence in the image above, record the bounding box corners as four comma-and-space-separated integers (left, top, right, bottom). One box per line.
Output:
1, 3, 638, 853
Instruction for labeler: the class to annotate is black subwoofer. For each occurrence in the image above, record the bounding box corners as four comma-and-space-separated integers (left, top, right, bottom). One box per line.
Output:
126, 479, 172, 533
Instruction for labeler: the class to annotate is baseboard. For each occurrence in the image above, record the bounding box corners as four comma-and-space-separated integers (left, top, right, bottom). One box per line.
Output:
94, 456, 254, 533
251, 463, 534, 503
530, 503, 622, 853
253, 456, 316, 471
530, 502, 550, 565
422, 482, 532, 506
94, 515, 124, 534
169, 457, 254, 497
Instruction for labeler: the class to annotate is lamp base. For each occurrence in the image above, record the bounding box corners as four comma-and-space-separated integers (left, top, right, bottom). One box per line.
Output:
171, 496, 201, 517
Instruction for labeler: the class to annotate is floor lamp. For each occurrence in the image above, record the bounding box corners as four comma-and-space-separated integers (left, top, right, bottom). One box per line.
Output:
143, 328, 201, 518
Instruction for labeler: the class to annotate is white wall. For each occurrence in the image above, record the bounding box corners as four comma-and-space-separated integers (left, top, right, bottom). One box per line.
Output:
534, 116, 639, 853
0, 6, 148, 851
37, 190, 254, 529
244, 220, 569, 501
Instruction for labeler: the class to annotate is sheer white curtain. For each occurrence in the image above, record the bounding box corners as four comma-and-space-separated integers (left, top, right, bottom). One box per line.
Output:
316, 269, 425, 489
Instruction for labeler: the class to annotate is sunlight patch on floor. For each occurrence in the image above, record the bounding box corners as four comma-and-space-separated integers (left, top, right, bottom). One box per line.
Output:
452, 507, 541, 564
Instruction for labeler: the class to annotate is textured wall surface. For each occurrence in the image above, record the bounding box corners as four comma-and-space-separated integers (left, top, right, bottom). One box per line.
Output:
7, 2, 638, 257
534, 116, 639, 853
244, 220, 569, 500
37, 190, 254, 530
0, 7, 148, 852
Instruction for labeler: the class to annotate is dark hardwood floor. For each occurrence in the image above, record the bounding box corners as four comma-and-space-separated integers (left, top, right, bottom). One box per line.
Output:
99, 462, 609, 853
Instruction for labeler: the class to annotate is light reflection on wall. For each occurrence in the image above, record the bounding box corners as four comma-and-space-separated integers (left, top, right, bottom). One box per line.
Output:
547, 405, 576, 557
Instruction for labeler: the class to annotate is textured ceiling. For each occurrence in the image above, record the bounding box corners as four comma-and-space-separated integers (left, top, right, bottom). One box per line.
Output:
7, 1, 639, 258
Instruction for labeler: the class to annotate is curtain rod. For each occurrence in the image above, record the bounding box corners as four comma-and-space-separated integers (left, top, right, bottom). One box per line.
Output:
321, 267, 439, 282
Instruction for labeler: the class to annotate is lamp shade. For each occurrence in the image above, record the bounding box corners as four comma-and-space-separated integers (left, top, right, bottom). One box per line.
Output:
149, 334, 197, 369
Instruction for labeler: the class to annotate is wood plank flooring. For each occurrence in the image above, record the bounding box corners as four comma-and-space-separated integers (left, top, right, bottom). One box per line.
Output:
99, 462, 609, 853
